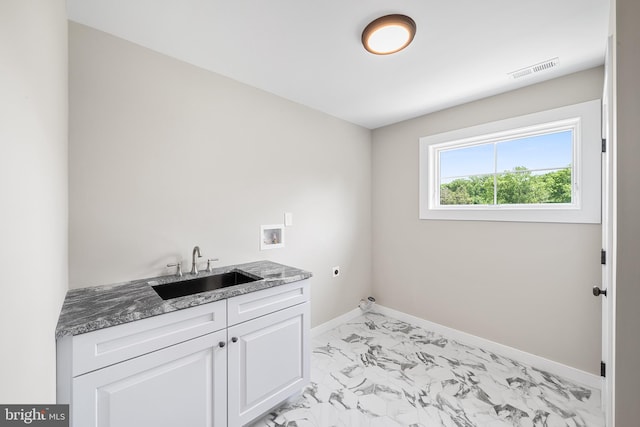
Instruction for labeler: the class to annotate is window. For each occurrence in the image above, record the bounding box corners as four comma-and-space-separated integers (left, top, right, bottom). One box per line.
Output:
438, 124, 575, 206
419, 100, 601, 223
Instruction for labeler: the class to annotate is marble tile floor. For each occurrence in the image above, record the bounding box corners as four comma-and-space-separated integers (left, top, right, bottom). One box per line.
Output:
252, 311, 603, 427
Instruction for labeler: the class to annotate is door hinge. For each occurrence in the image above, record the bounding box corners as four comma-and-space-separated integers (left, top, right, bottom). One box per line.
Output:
602, 138, 607, 153
600, 361, 606, 377
601, 249, 606, 265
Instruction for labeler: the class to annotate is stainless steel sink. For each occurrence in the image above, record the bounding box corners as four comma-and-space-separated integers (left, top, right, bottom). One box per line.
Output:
152, 270, 261, 300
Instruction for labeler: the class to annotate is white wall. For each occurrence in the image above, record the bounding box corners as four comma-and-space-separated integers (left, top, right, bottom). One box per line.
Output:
372, 67, 603, 374
614, 0, 640, 422
0, 0, 68, 402
68, 23, 372, 327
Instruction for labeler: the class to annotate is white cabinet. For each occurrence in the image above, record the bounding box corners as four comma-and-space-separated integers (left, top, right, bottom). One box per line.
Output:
72, 329, 227, 427
58, 299, 228, 427
57, 279, 310, 427
228, 301, 309, 426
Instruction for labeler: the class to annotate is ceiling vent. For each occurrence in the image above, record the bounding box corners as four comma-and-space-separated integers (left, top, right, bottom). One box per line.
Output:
509, 57, 559, 80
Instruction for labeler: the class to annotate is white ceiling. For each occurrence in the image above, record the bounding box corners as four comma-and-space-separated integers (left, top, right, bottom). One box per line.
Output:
66, 0, 610, 129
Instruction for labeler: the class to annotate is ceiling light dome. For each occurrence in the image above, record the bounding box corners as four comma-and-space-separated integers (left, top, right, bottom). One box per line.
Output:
362, 14, 416, 55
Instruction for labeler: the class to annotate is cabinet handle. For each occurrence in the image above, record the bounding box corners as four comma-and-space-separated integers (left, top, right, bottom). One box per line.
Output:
231, 337, 238, 343
218, 341, 225, 348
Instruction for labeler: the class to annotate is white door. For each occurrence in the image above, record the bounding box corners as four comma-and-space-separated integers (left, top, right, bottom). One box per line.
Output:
72, 329, 227, 427
599, 35, 615, 426
227, 302, 310, 427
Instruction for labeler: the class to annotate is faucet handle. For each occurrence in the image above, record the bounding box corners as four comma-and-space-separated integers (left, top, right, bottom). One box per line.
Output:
167, 262, 183, 277
206, 258, 219, 273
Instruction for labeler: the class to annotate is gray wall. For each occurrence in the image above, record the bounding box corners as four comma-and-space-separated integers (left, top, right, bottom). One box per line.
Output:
372, 67, 604, 374
614, 0, 640, 422
68, 23, 372, 327
0, 0, 68, 402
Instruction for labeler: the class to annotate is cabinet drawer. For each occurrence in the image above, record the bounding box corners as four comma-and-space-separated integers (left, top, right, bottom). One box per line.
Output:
69, 300, 226, 376
227, 280, 310, 326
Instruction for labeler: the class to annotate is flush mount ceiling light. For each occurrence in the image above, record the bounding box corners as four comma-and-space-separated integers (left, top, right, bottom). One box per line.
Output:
362, 14, 416, 55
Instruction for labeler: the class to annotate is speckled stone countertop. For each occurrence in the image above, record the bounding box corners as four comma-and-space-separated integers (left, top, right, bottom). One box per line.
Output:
56, 260, 312, 338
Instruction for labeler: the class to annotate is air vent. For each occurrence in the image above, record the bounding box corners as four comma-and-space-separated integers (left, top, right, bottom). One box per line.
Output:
509, 57, 559, 80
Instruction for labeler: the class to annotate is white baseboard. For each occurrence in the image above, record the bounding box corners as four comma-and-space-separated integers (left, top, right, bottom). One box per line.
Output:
311, 307, 362, 338
373, 305, 601, 390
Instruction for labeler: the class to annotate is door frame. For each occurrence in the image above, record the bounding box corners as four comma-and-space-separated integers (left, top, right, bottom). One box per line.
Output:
601, 34, 616, 427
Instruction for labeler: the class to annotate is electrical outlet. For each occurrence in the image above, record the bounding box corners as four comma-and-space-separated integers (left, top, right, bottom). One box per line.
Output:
332, 266, 340, 277
284, 212, 293, 227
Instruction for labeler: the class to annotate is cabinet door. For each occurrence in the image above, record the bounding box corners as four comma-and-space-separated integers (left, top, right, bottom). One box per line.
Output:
228, 302, 310, 426
72, 329, 227, 427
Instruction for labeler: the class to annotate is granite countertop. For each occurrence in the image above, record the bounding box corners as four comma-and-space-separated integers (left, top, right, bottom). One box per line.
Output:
56, 260, 312, 338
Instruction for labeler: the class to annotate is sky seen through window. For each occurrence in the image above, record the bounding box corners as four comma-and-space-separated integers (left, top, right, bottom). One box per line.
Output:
440, 130, 573, 183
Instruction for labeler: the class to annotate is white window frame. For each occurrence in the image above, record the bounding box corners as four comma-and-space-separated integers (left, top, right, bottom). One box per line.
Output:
419, 99, 601, 223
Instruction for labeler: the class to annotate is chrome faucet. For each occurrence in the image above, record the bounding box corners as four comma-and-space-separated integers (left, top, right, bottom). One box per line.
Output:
190, 246, 202, 275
